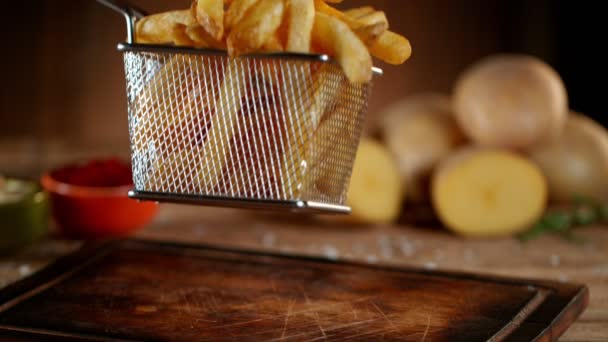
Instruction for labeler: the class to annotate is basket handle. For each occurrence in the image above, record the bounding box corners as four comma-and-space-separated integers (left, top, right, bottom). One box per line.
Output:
96, 0, 147, 44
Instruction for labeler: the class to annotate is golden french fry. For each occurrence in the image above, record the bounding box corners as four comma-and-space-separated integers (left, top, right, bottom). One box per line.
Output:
262, 34, 284, 52
370, 30, 412, 65
227, 0, 285, 55
137, 56, 215, 191
186, 25, 227, 49
312, 12, 372, 83
194, 0, 225, 40
357, 11, 388, 30
323, 0, 343, 3
314, 0, 349, 22
315, 2, 405, 64
171, 24, 197, 46
222, 62, 289, 198
352, 23, 385, 46
225, 0, 260, 30
135, 57, 190, 139
344, 6, 375, 19
135, 10, 197, 44
313, 0, 387, 46
194, 60, 248, 190
304, 69, 351, 199
286, 0, 315, 53
278, 63, 327, 198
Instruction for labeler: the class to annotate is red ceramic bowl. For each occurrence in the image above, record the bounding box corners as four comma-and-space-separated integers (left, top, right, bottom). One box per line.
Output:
41, 171, 158, 239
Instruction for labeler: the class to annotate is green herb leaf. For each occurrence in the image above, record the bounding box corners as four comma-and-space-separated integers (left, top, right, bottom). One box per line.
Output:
560, 231, 589, 245
599, 204, 608, 221
573, 207, 598, 226
541, 212, 572, 232
518, 195, 606, 243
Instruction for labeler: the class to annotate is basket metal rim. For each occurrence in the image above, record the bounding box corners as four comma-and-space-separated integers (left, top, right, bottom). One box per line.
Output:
128, 191, 351, 215
117, 43, 383, 76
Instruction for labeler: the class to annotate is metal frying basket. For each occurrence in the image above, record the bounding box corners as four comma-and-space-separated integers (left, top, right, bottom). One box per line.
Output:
99, 0, 379, 214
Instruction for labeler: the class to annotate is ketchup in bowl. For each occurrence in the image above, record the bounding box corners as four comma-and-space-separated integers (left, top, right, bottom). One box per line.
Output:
41, 158, 158, 239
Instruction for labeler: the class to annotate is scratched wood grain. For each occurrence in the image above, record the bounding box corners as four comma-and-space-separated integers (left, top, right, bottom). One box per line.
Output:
0, 239, 587, 341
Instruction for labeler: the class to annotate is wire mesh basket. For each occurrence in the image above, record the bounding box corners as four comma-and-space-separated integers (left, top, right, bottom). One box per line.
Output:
102, 0, 379, 214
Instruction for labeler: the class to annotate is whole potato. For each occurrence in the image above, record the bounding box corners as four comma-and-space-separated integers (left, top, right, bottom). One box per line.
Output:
380, 94, 465, 202
528, 113, 608, 202
454, 54, 568, 149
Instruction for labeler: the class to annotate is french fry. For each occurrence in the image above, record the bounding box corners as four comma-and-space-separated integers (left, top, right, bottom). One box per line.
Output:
135, 57, 189, 144
136, 0, 411, 80
171, 24, 197, 46
137, 57, 218, 190
262, 34, 284, 52
313, 0, 387, 47
278, 63, 328, 198
370, 30, 412, 65
312, 12, 372, 83
194, 0, 225, 40
225, 0, 260, 30
193, 60, 248, 190
313, 0, 351, 24
344, 6, 375, 19
135, 10, 197, 44
304, 73, 367, 201
186, 25, 227, 49
227, 0, 286, 55
286, 0, 315, 53
352, 23, 386, 46
221, 62, 288, 198
356, 11, 388, 30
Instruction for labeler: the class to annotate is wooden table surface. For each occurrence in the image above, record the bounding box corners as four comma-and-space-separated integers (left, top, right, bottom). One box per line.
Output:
1, 205, 606, 341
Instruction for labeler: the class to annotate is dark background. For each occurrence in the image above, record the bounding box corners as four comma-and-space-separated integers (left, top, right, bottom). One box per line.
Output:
0, 0, 605, 150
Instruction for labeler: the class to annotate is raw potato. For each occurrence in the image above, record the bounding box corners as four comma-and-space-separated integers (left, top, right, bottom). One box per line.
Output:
432, 148, 547, 237
346, 139, 404, 224
529, 113, 608, 202
381, 94, 464, 202
454, 54, 568, 149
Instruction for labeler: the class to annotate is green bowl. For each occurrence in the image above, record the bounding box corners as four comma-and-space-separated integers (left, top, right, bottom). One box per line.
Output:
0, 180, 50, 254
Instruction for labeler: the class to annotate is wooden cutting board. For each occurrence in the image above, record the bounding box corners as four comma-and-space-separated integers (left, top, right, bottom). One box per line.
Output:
0, 239, 587, 341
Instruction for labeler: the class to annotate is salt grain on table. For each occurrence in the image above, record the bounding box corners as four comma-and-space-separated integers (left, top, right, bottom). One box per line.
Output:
261, 233, 276, 248
464, 248, 476, 263
352, 242, 366, 256
424, 262, 438, 270
366, 255, 378, 264
306, 244, 319, 253
378, 236, 393, 259
193, 224, 206, 237
550, 255, 561, 267
18, 264, 32, 277
399, 239, 416, 257
434, 249, 445, 262
280, 246, 294, 253
592, 266, 608, 277
322, 245, 339, 261
377, 235, 391, 248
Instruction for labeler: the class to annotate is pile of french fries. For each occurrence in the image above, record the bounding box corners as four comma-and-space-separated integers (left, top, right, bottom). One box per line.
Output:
135, 0, 411, 83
